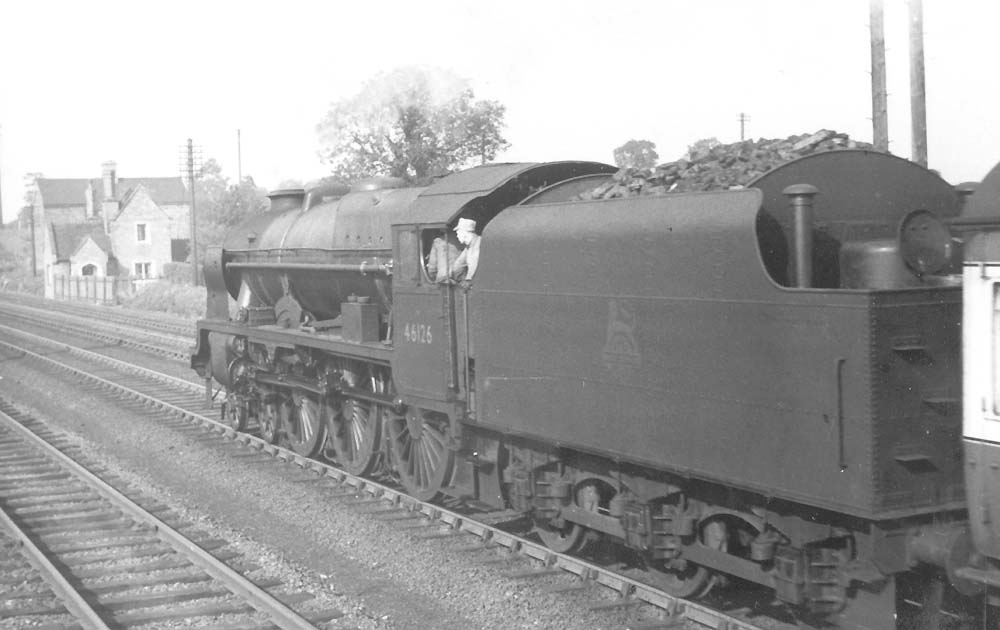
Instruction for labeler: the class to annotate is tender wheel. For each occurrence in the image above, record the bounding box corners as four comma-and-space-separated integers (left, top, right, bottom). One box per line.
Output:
387, 408, 454, 501
331, 398, 382, 476
537, 482, 603, 554
897, 568, 982, 630
259, 397, 285, 444
286, 391, 325, 457
656, 516, 730, 599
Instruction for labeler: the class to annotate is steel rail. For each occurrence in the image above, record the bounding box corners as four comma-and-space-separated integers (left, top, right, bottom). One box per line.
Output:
0, 499, 112, 630
0, 322, 198, 391
0, 406, 321, 630
0, 292, 193, 337
0, 322, 762, 630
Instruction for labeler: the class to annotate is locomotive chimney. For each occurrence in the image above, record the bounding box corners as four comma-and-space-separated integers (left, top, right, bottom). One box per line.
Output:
783, 183, 819, 288
266, 188, 306, 213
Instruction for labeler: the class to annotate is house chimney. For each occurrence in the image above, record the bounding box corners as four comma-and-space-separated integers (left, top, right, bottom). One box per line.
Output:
102, 161, 117, 200
101, 161, 119, 233
85, 181, 94, 218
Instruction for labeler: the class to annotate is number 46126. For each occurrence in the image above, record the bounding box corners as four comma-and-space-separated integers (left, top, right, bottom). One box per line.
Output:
403, 323, 433, 344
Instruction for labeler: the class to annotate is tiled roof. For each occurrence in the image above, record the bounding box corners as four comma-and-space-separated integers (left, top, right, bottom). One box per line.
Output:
36, 179, 91, 207
51, 222, 112, 260
37, 176, 188, 208
119, 177, 188, 205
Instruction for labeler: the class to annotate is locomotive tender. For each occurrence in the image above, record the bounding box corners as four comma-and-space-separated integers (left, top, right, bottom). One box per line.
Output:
191, 150, 999, 629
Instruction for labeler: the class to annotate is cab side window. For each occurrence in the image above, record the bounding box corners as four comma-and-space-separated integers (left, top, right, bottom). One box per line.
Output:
394, 227, 420, 287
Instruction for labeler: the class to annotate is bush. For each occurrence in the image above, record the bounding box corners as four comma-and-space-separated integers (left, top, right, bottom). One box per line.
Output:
0, 270, 44, 296
161, 262, 204, 285
120, 281, 207, 319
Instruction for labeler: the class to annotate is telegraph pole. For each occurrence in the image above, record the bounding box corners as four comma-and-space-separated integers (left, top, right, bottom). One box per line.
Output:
908, 0, 927, 166
737, 113, 750, 141
237, 129, 242, 183
870, 0, 890, 152
179, 139, 202, 286
0, 124, 4, 224
28, 205, 36, 277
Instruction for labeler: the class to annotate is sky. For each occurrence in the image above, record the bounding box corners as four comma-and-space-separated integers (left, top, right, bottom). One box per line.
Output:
0, 0, 997, 224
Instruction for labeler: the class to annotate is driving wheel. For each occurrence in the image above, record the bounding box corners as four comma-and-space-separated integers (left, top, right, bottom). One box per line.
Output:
387, 407, 454, 501
286, 391, 325, 457
331, 398, 382, 476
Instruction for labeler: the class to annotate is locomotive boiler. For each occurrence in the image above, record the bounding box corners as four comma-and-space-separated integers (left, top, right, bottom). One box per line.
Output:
192, 150, 987, 629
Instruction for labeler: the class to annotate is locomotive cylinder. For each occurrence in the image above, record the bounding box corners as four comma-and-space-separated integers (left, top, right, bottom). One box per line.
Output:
783, 183, 819, 288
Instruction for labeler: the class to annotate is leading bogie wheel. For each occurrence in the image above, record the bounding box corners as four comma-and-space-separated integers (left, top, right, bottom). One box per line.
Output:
287, 390, 326, 458
222, 394, 250, 432
387, 407, 454, 502
259, 396, 287, 445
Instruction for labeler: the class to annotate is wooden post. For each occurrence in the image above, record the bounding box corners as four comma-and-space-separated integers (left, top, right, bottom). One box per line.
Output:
870, 0, 890, 152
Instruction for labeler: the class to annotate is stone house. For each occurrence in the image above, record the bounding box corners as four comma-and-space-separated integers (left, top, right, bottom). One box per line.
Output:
32, 162, 190, 297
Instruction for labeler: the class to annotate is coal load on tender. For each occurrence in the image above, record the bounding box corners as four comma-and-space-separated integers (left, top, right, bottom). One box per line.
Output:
581, 129, 875, 199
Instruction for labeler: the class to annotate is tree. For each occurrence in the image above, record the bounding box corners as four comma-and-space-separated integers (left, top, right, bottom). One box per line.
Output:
193, 158, 268, 260
686, 137, 722, 160
316, 67, 510, 183
22, 172, 43, 207
613, 140, 659, 170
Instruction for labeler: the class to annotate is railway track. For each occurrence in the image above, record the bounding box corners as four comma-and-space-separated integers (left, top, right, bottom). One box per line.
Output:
0, 399, 341, 627
0, 312, 779, 630
0, 297, 189, 360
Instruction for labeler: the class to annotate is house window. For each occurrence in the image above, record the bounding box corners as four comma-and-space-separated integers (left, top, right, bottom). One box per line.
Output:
81, 264, 96, 276
134, 262, 152, 278
136, 223, 148, 243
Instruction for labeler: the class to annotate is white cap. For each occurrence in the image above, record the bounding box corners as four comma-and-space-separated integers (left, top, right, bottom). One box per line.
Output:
454, 218, 477, 232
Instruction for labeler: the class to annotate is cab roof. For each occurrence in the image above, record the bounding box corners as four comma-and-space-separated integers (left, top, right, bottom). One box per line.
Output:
402, 161, 616, 226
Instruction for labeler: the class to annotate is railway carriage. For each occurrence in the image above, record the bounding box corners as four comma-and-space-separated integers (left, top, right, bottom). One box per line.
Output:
958, 161, 1000, 606
192, 150, 998, 629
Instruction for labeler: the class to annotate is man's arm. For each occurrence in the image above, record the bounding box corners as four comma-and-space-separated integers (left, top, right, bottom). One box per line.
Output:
449, 248, 469, 280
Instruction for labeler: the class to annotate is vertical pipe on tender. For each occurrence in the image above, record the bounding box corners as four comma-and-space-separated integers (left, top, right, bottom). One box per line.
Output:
783, 184, 819, 288
870, 0, 889, 152
909, 0, 928, 167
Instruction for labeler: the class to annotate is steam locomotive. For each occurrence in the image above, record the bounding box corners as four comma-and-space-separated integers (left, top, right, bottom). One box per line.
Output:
191, 150, 1000, 629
